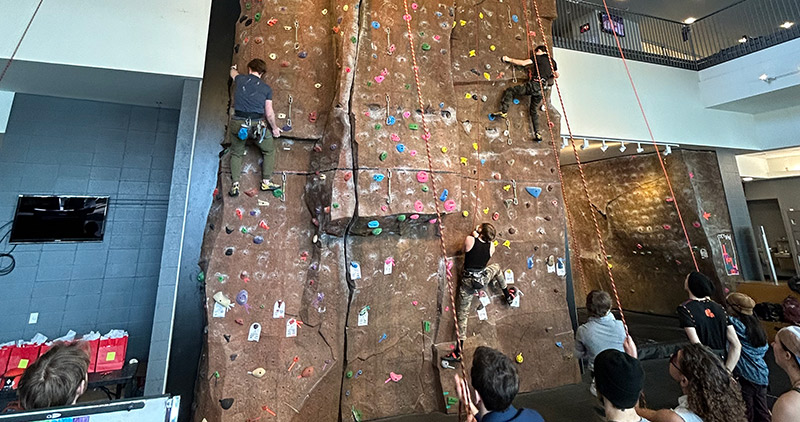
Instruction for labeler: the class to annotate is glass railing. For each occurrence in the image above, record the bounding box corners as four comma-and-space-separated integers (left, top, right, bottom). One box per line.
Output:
553, 0, 800, 70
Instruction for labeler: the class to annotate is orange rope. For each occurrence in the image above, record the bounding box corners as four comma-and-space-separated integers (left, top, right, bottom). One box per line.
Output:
598, 0, 699, 272
401, 1, 470, 416
527, 0, 628, 331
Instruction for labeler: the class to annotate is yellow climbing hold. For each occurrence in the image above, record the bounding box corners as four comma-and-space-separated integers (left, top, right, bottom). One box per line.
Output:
490, 45, 496, 51
483, 208, 489, 214
469, 50, 476, 57
472, 142, 478, 151
608, 263, 614, 269
465, 93, 472, 99
503, 240, 511, 249
503, 185, 511, 191
441, 146, 448, 153
460, 157, 468, 165
462, 211, 469, 217
460, 20, 467, 26
479, 12, 484, 19
322, 8, 328, 15
483, 72, 491, 80
492, 240, 499, 247
343, 4, 349, 11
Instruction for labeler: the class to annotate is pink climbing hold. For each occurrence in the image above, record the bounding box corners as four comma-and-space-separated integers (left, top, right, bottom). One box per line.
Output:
402, 111, 411, 119
692, 221, 701, 228
444, 199, 456, 212
380, 68, 389, 76
421, 132, 431, 140
429, 219, 437, 224
663, 224, 672, 230
411, 3, 418, 10
416, 171, 429, 183
414, 200, 424, 212
410, 214, 420, 220
375, 75, 385, 83
433, 35, 441, 41
403, 14, 412, 21
345, 67, 352, 73
381, 205, 388, 211
410, 150, 417, 156
412, 301, 418, 306
391, 133, 400, 142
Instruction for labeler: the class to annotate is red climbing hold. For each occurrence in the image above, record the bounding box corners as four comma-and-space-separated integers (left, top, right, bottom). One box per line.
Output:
344, 172, 352, 181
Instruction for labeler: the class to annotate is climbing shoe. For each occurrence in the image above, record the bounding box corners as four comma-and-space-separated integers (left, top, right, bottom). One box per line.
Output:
229, 182, 240, 197
533, 132, 543, 142
261, 180, 281, 191
490, 112, 508, 120
502, 287, 517, 305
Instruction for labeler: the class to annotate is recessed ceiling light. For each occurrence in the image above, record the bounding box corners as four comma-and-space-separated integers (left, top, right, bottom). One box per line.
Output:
683, 17, 697, 24
780, 21, 795, 29
742, 177, 754, 182
759, 73, 768, 80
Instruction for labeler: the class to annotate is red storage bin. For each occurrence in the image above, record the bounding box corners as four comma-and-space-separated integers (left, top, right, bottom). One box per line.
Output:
94, 335, 127, 372
85, 338, 100, 373
0, 345, 12, 376
6, 344, 41, 377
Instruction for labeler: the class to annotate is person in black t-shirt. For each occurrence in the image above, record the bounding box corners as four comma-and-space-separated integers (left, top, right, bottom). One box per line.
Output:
492, 45, 559, 142
677, 271, 741, 371
451, 223, 515, 361
227, 58, 282, 197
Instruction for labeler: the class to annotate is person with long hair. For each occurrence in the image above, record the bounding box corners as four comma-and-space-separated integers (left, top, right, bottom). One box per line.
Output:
771, 326, 800, 422
637, 343, 746, 422
726, 292, 770, 422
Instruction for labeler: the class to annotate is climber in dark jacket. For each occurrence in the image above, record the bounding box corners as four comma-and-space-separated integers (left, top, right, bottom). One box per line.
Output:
455, 346, 546, 422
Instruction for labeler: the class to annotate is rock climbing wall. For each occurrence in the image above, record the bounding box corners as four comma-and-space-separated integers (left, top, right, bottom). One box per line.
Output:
562, 150, 744, 315
193, 0, 579, 420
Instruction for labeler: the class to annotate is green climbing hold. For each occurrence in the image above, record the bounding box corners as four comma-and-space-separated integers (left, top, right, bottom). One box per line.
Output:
374, 123, 382, 130
273, 189, 283, 198
245, 3, 251, 9
409, 123, 419, 130
421, 43, 431, 51
346, 370, 354, 378
379, 152, 388, 161
254, 13, 261, 21
332, 203, 340, 209
404, 84, 411, 89
421, 185, 429, 192
372, 228, 383, 235
446, 397, 459, 405
351, 36, 357, 43
213, 371, 220, 378
260, 304, 265, 309
241, 227, 248, 234
397, 215, 407, 222
423, 320, 431, 332
419, 31, 425, 36
197, 271, 205, 282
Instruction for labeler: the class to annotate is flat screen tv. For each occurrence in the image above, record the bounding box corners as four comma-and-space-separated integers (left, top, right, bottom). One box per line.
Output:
9, 195, 109, 243
600, 12, 625, 37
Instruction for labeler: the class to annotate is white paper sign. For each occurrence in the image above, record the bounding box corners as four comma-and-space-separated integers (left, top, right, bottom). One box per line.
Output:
273, 301, 286, 319
477, 306, 488, 321
248, 323, 262, 342
286, 318, 298, 338
358, 309, 369, 327
350, 262, 362, 280
504, 269, 515, 285
478, 291, 490, 306
511, 294, 520, 308
212, 302, 227, 318
384, 258, 394, 275
547, 264, 555, 274
556, 258, 566, 277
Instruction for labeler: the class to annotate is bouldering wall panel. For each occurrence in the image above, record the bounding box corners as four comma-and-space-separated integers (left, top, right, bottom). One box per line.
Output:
195, 0, 579, 421
562, 150, 743, 315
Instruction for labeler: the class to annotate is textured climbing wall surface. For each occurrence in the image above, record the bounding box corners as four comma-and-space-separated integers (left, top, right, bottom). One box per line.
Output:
562, 150, 743, 315
194, 0, 579, 420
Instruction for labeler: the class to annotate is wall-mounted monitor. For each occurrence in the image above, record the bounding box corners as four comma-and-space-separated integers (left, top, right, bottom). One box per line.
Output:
599, 12, 625, 37
9, 195, 109, 243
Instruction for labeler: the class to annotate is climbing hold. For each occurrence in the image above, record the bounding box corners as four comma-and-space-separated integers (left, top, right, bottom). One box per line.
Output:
387, 116, 396, 125
441, 146, 448, 153
269, 53, 277, 60
375, 75, 385, 83
444, 199, 457, 212
371, 21, 380, 29
396, 144, 405, 152
379, 152, 388, 161
469, 49, 476, 57
462, 211, 469, 217
346, 370, 354, 378
403, 13, 412, 21
414, 200, 424, 212
397, 215, 407, 222
225, 247, 234, 256
373, 174, 385, 182
527, 256, 534, 269
692, 221, 701, 228
490, 45, 496, 51
321, 8, 328, 15
525, 187, 542, 198
421, 43, 431, 51
253, 236, 264, 244
492, 212, 500, 221
272, 189, 282, 198
483, 72, 491, 80
372, 228, 383, 235
374, 123, 382, 130
515, 353, 524, 364
249, 367, 266, 378
460, 157, 468, 165
390, 133, 400, 142
502, 240, 511, 249
367, 221, 380, 228
344, 172, 352, 181
298, 51, 308, 59
350, 36, 357, 43
416, 171, 429, 183
411, 2, 418, 9
300, 366, 314, 378
409, 123, 419, 130
663, 224, 672, 230
343, 4, 349, 11
512, 14, 519, 22
421, 185, 429, 192
402, 110, 411, 118
220, 398, 235, 410
439, 189, 448, 201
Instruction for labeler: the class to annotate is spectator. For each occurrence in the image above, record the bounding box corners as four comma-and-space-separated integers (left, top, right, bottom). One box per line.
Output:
454, 346, 545, 422
677, 271, 741, 371
637, 343, 746, 422
726, 292, 770, 422
576, 290, 627, 372
18, 342, 90, 410
771, 326, 800, 422
594, 349, 649, 422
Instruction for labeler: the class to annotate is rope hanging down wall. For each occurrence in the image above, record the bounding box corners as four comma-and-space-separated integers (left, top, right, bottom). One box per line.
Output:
0, 0, 45, 87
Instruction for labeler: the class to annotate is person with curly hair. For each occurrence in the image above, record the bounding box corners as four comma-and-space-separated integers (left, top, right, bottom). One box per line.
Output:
636, 343, 746, 422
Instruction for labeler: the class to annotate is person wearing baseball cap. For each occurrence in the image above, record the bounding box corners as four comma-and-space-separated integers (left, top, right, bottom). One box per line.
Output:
772, 326, 800, 422
593, 349, 649, 422
726, 292, 770, 422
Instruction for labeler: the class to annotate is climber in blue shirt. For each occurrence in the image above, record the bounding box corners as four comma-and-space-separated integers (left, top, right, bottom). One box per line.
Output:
455, 346, 546, 422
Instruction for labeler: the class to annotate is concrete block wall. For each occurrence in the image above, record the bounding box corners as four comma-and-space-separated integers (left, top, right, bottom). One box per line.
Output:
0, 94, 178, 359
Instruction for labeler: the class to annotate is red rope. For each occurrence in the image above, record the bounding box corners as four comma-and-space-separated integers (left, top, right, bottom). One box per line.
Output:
401, 1, 470, 415
599, 0, 700, 272
0, 0, 45, 87
527, 0, 628, 331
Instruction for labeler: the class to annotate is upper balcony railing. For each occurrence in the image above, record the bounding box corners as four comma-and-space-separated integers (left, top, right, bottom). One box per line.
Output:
552, 0, 800, 70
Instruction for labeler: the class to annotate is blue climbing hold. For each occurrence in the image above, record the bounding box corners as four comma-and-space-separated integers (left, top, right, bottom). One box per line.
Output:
480, 159, 486, 165
373, 174, 385, 182
238, 127, 249, 140
387, 116, 396, 125
488, 113, 496, 121
367, 220, 380, 228
396, 144, 405, 152
527, 256, 534, 269
525, 187, 542, 198
556, 341, 564, 349
371, 21, 380, 29
439, 189, 448, 202
439, 102, 445, 108
513, 99, 520, 105
512, 14, 519, 23
253, 236, 264, 244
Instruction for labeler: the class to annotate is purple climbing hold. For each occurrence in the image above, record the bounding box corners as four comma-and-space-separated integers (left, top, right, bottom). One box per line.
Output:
236, 290, 249, 306
299, 51, 308, 59
253, 235, 264, 244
